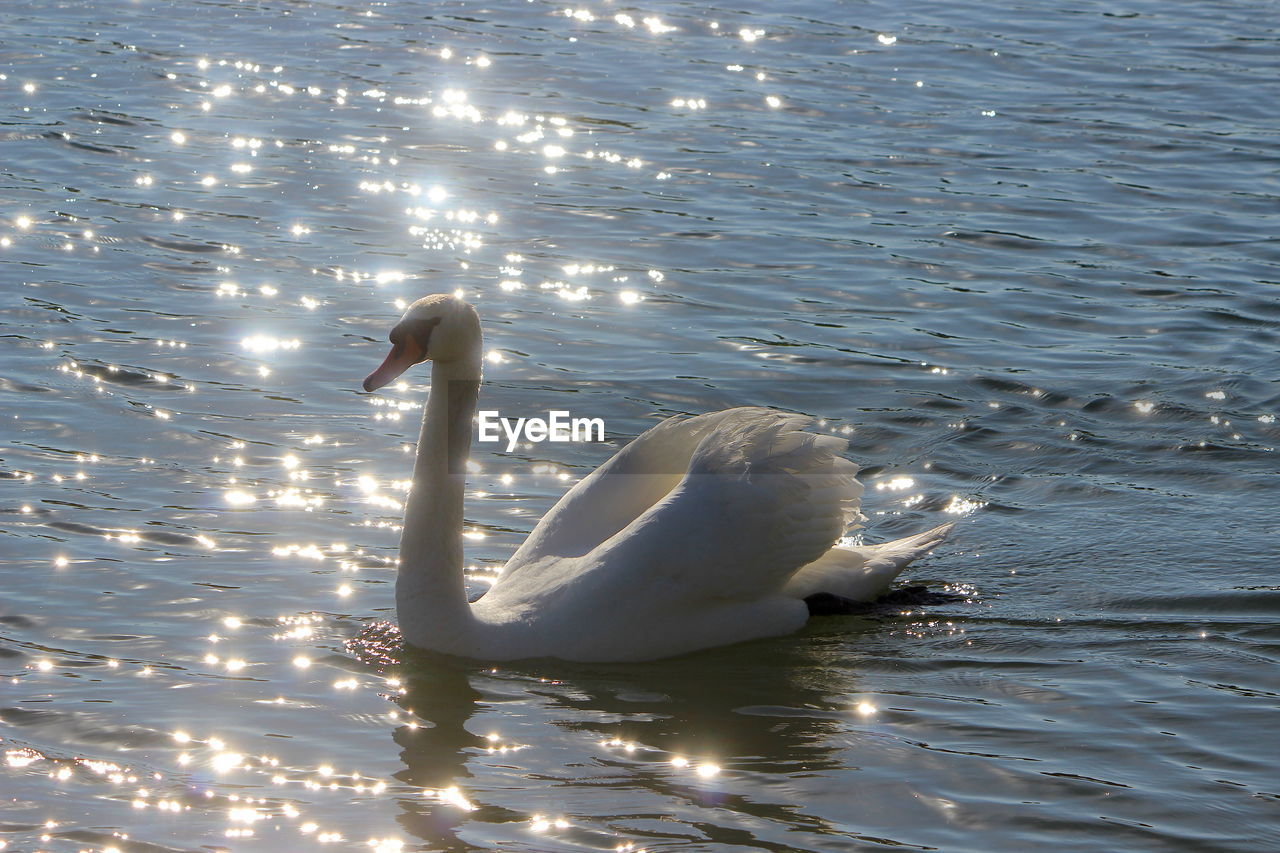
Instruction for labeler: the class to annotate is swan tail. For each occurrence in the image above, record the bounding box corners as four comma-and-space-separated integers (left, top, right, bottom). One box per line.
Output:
784, 522, 954, 602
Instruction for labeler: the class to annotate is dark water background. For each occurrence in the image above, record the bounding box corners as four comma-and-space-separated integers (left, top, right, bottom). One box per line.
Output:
2, 0, 1278, 850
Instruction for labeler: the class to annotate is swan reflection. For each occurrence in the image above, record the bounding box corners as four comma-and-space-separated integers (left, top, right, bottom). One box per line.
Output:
363, 630, 888, 850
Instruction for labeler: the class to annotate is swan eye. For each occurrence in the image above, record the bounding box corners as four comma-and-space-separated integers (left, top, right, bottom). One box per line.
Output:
390, 316, 442, 354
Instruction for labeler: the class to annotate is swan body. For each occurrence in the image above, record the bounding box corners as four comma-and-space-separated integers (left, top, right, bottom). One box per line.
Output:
364, 295, 953, 662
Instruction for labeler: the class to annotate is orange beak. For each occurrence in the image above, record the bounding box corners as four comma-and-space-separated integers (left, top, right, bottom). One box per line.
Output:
363, 337, 427, 392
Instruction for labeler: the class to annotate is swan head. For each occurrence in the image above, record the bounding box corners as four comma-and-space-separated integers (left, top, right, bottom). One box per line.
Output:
363, 294, 481, 391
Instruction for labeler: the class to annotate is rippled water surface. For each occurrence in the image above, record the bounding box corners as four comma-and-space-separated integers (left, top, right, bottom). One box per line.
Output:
3, 0, 1279, 850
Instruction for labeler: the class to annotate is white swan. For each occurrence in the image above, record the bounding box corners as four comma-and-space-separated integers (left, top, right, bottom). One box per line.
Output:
363, 294, 953, 661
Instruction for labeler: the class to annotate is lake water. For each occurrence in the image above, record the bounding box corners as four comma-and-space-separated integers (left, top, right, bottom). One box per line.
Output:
2, 0, 1278, 850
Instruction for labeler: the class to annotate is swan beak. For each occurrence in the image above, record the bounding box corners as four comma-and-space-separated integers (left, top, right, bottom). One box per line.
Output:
363, 339, 426, 392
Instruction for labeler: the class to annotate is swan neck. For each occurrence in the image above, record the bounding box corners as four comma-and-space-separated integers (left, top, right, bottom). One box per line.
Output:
397, 356, 481, 646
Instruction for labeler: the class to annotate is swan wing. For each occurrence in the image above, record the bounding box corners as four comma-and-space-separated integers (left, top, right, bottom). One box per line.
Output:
588, 409, 863, 601
488, 409, 863, 607
498, 408, 762, 578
